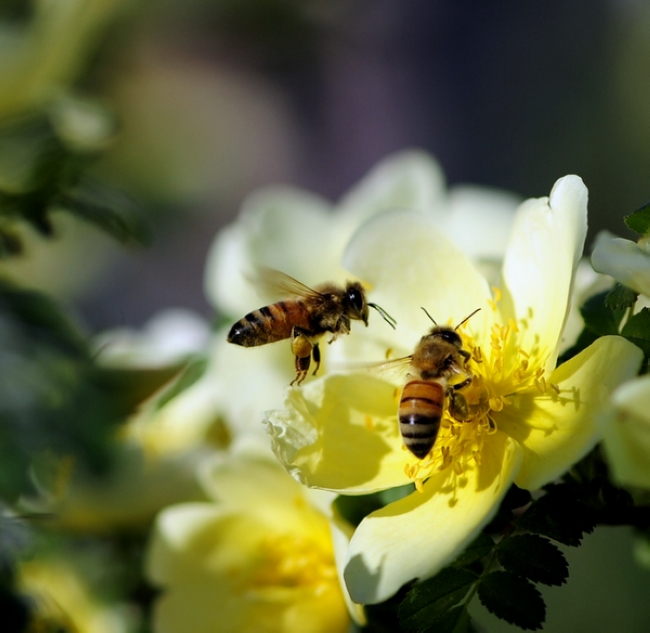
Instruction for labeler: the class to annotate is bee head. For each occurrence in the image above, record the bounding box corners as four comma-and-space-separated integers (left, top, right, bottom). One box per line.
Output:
345, 282, 397, 329
344, 282, 369, 324
430, 326, 463, 348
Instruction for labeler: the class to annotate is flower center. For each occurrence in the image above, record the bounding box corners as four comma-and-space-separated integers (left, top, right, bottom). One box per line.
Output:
249, 534, 337, 592
405, 308, 551, 489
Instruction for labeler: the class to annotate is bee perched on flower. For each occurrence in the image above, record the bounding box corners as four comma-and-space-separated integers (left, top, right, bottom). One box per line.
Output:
265, 175, 643, 605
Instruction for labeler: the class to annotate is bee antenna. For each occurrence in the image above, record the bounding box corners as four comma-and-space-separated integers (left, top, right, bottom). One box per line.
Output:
455, 308, 481, 330
421, 307, 437, 325
368, 303, 397, 329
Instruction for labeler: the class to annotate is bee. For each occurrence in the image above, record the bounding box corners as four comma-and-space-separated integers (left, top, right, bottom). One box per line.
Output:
227, 268, 396, 386
397, 308, 480, 459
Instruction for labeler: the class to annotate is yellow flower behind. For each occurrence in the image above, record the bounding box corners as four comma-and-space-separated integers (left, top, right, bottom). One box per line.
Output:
146, 457, 359, 633
265, 175, 643, 604
19, 556, 131, 633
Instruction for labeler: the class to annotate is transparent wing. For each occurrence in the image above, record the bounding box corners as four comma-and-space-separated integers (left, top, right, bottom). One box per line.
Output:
246, 266, 324, 300
330, 355, 413, 380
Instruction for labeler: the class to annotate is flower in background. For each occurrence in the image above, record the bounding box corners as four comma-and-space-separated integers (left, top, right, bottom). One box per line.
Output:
18, 554, 133, 633
146, 456, 361, 633
265, 175, 643, 604
601, 375, 650, 489
591, 228, 650, 490
592, 230, 650, 297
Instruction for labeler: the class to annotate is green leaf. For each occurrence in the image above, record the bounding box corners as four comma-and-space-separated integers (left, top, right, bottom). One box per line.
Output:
452, 532, 494, 568
605, 284, 639, 311
624, 201, 650, 237
517, 485, 595, 547
399, 567, 478, 632
56, 181, 151, 246
477, 571, 545, 630
334, 484, 414, 527
620, 308, 650, 356
486, 484, 533, 532
409, 606, 473, 633
580, 289, 625, 336
496, 534, 568, 586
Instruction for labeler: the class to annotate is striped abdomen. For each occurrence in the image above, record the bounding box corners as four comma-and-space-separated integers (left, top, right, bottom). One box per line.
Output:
399, 380, 444, 459
227, 301, 310, 347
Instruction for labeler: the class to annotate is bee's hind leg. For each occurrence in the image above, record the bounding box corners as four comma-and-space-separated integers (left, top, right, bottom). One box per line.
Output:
311, 343, 321, 376
290, 328, 313, 386
449, 377, 472, 422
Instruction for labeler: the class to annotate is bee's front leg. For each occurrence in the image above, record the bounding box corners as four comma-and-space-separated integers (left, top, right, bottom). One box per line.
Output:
290, 328, 313, 386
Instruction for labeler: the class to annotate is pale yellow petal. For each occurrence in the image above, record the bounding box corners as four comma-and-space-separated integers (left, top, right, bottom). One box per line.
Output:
199, 457, 331, 542
443, 185, 520, 260
602, 375, 650, 488
337, 150, 446, 224
591, 231, 650, 297
342, 209, 493, 348
147, 503, 267, 588
265, 374, 411, 494
344, 432, 522, 604
500, 175, 588, 369
153, 587, 246, 633
500, 336, 643, 491
204, 187, 338, 316
330, 504, 367, 625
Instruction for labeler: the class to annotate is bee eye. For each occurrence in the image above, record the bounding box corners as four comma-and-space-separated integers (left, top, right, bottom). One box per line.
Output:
348, 288, 364, 313
439, 330, 461, 346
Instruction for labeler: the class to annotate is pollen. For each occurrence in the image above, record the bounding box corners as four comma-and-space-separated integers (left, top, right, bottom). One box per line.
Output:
406, 306, 550, 488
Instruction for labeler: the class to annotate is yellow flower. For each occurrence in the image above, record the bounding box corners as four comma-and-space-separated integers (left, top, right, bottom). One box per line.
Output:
146, 457, 360, 633
203, 150, 520, 451
18, 555, 132, 633
265, 175, 643, 604
601, 374, 650, 489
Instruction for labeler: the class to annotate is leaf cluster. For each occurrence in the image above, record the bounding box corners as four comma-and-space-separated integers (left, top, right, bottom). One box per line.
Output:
396, 485, 568, 633
559, 283, 650, 371
0, 279, 182, 503
0, 116, 149, 256
392, 444, 650, 633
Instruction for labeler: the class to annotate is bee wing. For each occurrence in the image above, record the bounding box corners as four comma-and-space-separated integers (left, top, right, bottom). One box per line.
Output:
247, 266, 324, 300
332, 355, 412, 380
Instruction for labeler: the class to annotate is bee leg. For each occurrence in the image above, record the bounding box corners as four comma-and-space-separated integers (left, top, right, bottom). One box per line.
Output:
311, 343, 321, 376
290, 329, 313, 386
449, 377, 472, 422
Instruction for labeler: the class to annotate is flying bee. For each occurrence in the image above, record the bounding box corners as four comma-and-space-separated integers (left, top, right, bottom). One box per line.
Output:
227, 267, 396, 386
395, 308, 480, 459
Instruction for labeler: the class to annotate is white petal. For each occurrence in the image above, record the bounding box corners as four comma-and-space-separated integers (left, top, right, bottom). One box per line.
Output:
342, 210, 493, 352
443, 184, 520, 260
337, 150, 446, 224
602, 375, 650, 488
501, 175, 588, 368
591, 231, 650, 297
344, 433, 522, 604
204, 187, 337, 316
